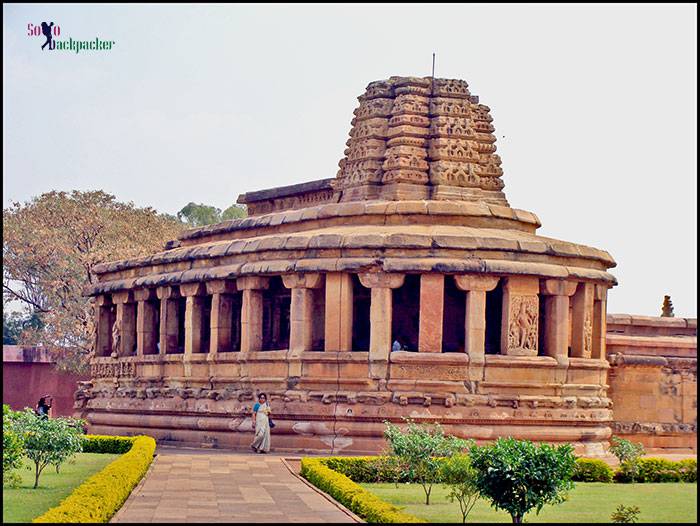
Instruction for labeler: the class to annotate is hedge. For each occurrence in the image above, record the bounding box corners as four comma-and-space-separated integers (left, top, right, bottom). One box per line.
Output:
615, 457, 697, 483
81, 435, 136, 454
300, 458, 424, 523
33, 435, 156, 523
572, 458, 614, 482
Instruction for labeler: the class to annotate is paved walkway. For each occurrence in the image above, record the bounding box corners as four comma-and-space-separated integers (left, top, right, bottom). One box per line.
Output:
112, 448, 357, 523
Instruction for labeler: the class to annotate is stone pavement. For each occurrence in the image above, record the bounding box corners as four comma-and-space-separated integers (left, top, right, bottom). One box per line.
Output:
111, 447, 357, 523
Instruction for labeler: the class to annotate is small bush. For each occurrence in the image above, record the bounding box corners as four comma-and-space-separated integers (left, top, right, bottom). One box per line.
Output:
572, 458, 613, 482
33, 435, 156, 523
611, 504, 641, 523
440, 454, 479, 524
300, 457, 424, 523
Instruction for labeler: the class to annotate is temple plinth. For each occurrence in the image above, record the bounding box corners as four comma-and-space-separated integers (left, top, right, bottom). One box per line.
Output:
79, 76, 621, 455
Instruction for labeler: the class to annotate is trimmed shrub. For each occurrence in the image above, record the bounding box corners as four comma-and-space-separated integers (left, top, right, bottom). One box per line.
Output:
300, 457, 424, 523
3, 404, 24, 487
677, 459, 697, 483
572, 458, 614, 482
81, 435, 136, 454
33, 435, 156, 523
615, 457, 697, 483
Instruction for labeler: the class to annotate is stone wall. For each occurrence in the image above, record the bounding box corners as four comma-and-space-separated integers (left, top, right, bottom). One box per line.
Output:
2, 346, 90, 417
607, 315, 697, 452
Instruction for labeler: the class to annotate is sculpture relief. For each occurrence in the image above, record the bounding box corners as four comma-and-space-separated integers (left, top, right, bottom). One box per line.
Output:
583, 311, 593, 356
508, 295, 539, 354
111, 319, 121, 356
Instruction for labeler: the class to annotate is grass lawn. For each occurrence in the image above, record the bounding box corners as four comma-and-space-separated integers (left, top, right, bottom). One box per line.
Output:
361, 482, 698, 523
3, 452, 120, 523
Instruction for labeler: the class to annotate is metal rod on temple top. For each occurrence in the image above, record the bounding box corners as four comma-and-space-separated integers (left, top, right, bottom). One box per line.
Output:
431, 53, 436, 94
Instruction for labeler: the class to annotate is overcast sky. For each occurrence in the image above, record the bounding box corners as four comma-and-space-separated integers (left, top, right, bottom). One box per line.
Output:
3, 3, 697, 317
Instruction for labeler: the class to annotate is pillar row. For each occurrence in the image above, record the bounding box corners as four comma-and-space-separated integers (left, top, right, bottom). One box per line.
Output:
206, 280, 238, 354
592, 284, 609, 360
571, 282, 594, 358
454, 275, 500, 363
418, 274, 445, 353
180, 283, 206, 356
112, 291, 136, 357
134, 288, 158, 356
95, 295, 113, 357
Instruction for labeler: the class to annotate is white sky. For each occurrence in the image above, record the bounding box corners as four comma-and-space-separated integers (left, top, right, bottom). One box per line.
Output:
2, 3, 697, 317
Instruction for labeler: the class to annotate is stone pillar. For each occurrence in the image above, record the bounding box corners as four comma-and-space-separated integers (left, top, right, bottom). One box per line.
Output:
501, 276, 540, 356
359, 272, 405, 379
324, 272, 354, 352
540, 280, 578, 365
95, 295, 113, 357
112, 291, 136, 357
157, 286, 180, 354
180, 283, 207, 355
592, 284, 609, 360
134, 288, 158, 356
571, 282, 594, 358
418, 274, 445, 353
206, 280, 237, 354
454, 275, 500, 363
283, 273, 323, 377
237, 276, 269, 353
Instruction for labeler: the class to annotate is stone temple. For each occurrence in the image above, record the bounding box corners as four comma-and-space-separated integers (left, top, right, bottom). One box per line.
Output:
79, 76, 696, 455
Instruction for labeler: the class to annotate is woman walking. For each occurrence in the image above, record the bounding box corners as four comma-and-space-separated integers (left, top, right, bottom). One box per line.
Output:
251, 393, 272, 453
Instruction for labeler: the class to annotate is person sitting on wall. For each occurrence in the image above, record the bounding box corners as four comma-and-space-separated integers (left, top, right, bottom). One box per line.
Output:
392, 338, 403, 352
35, 395, 52, 419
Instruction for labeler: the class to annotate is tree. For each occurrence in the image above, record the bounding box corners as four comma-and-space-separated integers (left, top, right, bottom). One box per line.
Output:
384, 419, 469, 505
440, 453, 480, 523
469, 437, 577, 524
177, 202, 248, 227
609, 436, 645, 481
3, 190, 185, 372
3, 310, 43, 344
10, 409, 85, 488
3, 404, 24, 487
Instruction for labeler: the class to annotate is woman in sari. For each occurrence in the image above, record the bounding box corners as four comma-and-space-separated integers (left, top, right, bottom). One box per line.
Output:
251, 392, 271, 453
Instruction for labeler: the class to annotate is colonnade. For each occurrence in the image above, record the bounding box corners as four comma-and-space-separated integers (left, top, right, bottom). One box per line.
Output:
95, 272, 609, 364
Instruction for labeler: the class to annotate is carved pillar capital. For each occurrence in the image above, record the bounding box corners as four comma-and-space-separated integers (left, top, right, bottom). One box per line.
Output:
112, 290, 134, 304
594, 283, 609, 301
236, 276, 270, 291
180, 282, 206, 297
156, 285, 180, 300
206, 279, 237, 295
454, 275, 499, 292
358, 272, 405, 289
133, 288, 157, 302
540, 279, 577, 297
95, 294, 112, 307
282, 272, 323, 289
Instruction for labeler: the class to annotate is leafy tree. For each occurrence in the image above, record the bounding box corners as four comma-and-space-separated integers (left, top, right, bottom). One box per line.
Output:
469, 437, 577, 524
222, 204, 247, 220
177, 202, 248, 227
3, 310, 43, 344
3, 190, 185, 372
440, 453, 480, 523
3, 404, 24, 487
609, 436, 645, 481
611, 504, 641, 523
384, 419, 469, 505
10, 409, 85, 488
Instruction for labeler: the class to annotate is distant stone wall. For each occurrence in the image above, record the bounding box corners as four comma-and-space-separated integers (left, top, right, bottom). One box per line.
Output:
607, 315, 697, 452
2, 346, 89, 417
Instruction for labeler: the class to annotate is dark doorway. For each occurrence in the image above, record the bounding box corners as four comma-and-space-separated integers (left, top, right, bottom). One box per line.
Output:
229, 293, 242, 351
442, 276, 466, 352
176, 296, 187, 354
392, 274, 420, 352
351, 274, 370, 351
484, 281, 503, 355
198, 295, 212, 353
262, 276, 291, 351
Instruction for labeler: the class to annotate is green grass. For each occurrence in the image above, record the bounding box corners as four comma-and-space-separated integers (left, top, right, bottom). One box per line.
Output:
360, 482, 698, 523
3, 452, 120, 523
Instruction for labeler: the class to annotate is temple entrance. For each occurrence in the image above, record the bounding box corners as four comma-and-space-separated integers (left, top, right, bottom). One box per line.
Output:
442, 276, 466, 352
352, 274, 370, 351
485, 281, 503, 354
392, 274, 420, 351
262, 276, 291, 351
